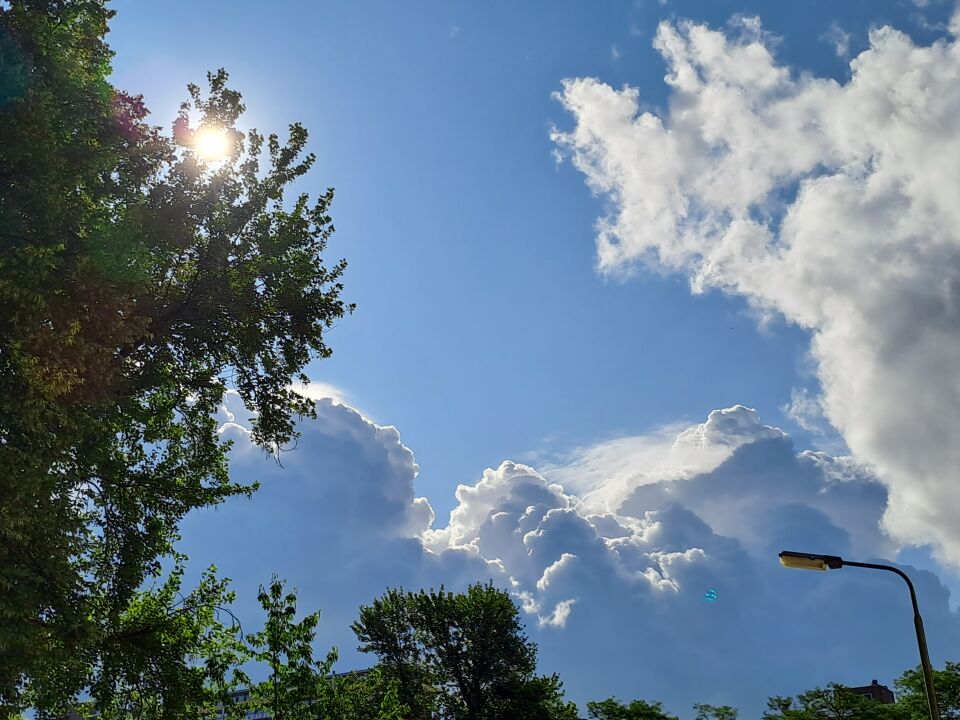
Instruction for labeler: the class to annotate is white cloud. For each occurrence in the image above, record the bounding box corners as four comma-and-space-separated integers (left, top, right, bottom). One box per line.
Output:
423, 407, 959, 712
182, 398, 960, 716
217, 389, 253, 440
544, 405, 780, 511
539, 597, 576, 628
423, 460, 575, 553
821, 21, 852, 57
783, 388, 821, 433
782, 386, 836, 440
552, 12, 960, 565
290, 379, 349, 406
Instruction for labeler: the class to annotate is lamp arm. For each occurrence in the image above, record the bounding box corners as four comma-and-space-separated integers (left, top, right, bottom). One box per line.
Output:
840, 560, 940, 720
840, 560, 920, 614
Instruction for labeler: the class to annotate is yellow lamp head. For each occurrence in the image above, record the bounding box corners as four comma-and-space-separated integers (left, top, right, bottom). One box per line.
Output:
779, 551, 843, 571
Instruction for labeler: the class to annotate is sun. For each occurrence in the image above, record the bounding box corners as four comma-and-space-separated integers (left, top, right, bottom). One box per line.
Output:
194, 126, 231, 161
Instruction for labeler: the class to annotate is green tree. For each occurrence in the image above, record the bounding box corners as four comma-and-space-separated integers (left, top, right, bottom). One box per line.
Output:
244, 578, 334, 720
896, 662, 960, 720
80, 561, 247, 720
353, 583, 578, 720
694, 704, 739, 720
245, 578, 406, 720
504, 675, 580, 720
22, 574, 408, 720
319, 668, 409, 720
764, 685, 907, 720
0, 0, 350, 711
29, 560, 248, 720
587, 698, 679, 720
764, 695, 812, 720
352, 588, 436, 719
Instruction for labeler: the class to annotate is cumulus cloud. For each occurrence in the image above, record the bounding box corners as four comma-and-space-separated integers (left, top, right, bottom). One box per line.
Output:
184, 396, 960, 714
543, 406, 782, 512
290, 379, 349, 406
188, 396, 493, 650
425, 406, 959, 713
552, 12, 960, 565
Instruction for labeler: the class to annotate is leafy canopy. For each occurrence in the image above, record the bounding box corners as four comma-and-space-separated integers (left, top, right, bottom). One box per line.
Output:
353, 583, 579, 720
242, 578, 407, 720
244, 578, 336, 720
763, 684, 907, 720
77, 561, 247, 720
76, 575, 406, 720
587, 698, 680, 720
0, 0, 350, 711
896, 662, 960, 720
694, 704, 739, 720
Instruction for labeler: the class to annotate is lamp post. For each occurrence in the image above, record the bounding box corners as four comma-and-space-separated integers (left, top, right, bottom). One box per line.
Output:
778, 550, 940, 720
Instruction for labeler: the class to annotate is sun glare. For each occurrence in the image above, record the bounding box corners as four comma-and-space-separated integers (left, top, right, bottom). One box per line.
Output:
194, 126, 231, 161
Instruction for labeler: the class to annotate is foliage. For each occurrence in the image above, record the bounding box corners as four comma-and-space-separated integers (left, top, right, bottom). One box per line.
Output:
587, 698, 680, 720
80, 561, 246, 720
764, 684, 907, 720
317, 668, 409, 720
352, 583, 579, 720
352, 587, 434, 719
0, 0, 350, 711
24, 561, 246, 720
50, 577, 406, 720
896, 662, 960, 720
694, 704, 739, 720
243, 578, 407, 720
243, 578, 334, 720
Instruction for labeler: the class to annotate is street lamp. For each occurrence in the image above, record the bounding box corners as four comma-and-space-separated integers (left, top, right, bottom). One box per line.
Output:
779, 550, 940, 720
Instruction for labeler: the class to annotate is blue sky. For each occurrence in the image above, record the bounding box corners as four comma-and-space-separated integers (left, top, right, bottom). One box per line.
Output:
109, 0, 960, 715
108, 0, 828, 517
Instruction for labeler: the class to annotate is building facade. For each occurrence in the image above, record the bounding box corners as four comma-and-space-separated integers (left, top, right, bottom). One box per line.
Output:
846, 679, 897, 704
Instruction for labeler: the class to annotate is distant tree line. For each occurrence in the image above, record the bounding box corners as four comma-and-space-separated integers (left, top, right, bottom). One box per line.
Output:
52, 577, 579, 720
587, 662, 960, 720
46, 577, 960, 720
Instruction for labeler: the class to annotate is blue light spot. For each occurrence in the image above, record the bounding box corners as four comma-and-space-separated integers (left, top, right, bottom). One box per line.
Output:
704, 588, 719, 601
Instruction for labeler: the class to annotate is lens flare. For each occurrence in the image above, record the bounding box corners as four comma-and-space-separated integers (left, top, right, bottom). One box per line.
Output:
194, 126, 231, 161
704, 588, 719, 601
